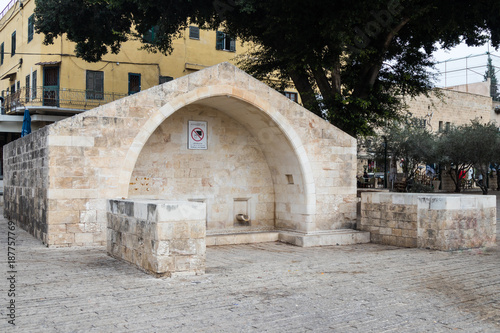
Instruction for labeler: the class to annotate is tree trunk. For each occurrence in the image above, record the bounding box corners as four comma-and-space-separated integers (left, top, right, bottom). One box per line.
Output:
497, 167, 500, 191
288, 68, 322, 117
448, 168, 461, 193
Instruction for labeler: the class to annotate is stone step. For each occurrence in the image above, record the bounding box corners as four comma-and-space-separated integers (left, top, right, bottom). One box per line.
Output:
206, 231, 279, 246
206, 230, 370, 247
279, 230, 371, 247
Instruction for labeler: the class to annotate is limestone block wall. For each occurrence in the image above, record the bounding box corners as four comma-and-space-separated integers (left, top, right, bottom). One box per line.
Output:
107, 200, 206, 277
129, 105, 275, 234
309, 128, 357, 230
405, 89, 492, 132
417, 195, 497, 250
359, 193, 418, 248
3, 127, 49, 243
360, 192, 497, 250
3, 62, 357, 247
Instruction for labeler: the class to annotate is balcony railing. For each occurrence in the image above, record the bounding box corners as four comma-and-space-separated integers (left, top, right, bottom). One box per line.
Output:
2, 87, 127, 114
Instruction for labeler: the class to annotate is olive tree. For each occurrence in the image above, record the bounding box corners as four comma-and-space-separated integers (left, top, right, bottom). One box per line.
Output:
438, 120, 500, 194
374, 121, 437, 183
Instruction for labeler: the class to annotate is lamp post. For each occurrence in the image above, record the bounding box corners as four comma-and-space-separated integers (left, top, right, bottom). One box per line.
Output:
383, 136, 388, 188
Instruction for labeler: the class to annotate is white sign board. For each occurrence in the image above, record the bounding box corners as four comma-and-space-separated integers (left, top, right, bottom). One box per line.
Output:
188, 121, 207, 149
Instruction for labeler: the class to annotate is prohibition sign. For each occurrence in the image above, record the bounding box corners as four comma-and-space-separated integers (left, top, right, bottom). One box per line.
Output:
191, 127, 204, 142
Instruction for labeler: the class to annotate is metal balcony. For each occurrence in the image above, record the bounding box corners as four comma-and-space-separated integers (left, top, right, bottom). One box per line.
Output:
2, 87, 127, 115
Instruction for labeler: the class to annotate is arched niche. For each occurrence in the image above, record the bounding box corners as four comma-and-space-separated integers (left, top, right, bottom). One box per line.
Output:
122, 89, 316, 233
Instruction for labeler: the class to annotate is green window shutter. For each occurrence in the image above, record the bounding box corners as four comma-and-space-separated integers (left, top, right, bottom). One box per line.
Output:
143, 26, 157, 44
95, 71, 104, 99
230, 37, 236, 52
25, 74, 30, 102
216, 31, 224, 50
32, 70, 37, 99
11, 31, 16, 56
86, 70, 104, 100
1, 43, 4, 65
189, 26, 200, 40
28, 15, 34, 43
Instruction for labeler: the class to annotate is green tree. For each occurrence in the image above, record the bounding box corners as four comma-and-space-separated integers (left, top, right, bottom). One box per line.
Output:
483, 54, 499, 101
437, 120, 499, 194
375, 121, 437, 184
34, 0, 500, 136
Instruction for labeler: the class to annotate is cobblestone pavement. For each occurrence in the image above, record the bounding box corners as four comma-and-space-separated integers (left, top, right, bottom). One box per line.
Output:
0, 193, 499, 333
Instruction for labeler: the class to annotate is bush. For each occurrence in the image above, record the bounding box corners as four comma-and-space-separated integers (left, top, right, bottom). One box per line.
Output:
407, 182, 433, 193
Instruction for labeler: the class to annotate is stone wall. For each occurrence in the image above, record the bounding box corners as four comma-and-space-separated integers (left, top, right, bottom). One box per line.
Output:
359, 193, 418, 247
107, 200, 206, 277
406, 89, 492, 132
359, 192, 497, 250
129, 105, 275, 234
3, 127, 49, 243
417, 195, 497, 250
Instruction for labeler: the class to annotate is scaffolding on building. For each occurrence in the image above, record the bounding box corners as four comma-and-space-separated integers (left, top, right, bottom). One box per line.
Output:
434, 52, 500, 100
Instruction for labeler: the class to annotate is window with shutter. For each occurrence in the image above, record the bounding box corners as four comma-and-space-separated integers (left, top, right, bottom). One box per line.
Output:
143, 26, 157, 44
32, 70, 37, 100
28, 15, 34, 43
1, 43, 4, 65
86, 70, 104, 100
11, 31, 16, 56
189, 26, 200, 40
25, 74, 30, 102
216, 31, 224, 50
216, 31, 236, 52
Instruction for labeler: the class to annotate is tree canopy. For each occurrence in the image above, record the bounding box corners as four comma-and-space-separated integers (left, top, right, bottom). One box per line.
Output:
34, 0, 500, 136
484, 55, 500, 101
437, 120, 499, 194
374, 121, 437, 183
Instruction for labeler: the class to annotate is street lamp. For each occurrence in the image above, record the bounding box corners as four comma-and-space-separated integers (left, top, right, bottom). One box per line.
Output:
383, 136, 388, 188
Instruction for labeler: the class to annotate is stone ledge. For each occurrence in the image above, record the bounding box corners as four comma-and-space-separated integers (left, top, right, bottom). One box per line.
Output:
206, 229, 370, 247
279, 230, 370, 247
207, 231, 279, 246
360, 192, 497, 251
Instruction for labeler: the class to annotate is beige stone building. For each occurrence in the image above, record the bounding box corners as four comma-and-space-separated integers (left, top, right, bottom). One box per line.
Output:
405, 81, 495, 132
359, 81, 498, 179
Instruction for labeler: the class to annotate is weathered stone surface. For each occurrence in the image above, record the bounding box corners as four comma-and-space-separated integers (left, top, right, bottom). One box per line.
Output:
4, 63, 358, 247
3, 127, 49, 244
359, 192, 497, 250
107, 199, 206, 277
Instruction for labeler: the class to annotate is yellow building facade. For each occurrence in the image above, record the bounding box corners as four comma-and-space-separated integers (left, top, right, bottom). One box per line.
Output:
0, 0, 299, 177
0, 0, 251, 116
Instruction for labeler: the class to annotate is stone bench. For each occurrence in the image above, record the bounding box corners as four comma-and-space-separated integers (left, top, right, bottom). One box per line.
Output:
359, 193, 496, 251
107, 199, 206, 277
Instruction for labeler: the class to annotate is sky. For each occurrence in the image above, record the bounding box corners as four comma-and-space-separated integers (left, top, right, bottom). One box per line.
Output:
431, 42, 500, 88
0, 0, 13, 16
1, 0, 497, 88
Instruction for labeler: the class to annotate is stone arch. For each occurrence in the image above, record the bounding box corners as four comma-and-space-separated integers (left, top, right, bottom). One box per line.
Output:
118, 85, 316, 232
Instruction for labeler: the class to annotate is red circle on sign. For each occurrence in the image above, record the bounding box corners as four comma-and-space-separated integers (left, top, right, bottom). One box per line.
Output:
191, 128, 204, 142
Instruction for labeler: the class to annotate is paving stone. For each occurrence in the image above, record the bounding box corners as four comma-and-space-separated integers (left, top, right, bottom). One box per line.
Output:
0, 193, 499, 332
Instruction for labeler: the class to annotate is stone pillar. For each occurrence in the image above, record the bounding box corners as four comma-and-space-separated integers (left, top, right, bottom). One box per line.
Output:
107, 200, 206, 277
